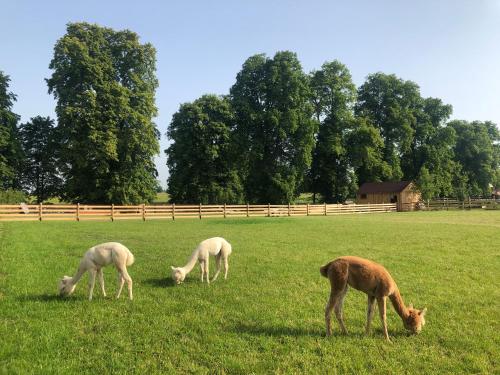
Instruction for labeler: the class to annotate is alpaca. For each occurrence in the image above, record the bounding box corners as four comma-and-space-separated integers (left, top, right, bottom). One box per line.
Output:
320, 256, 426, 341
58, 242, 135, 301
171, 237, 232, 284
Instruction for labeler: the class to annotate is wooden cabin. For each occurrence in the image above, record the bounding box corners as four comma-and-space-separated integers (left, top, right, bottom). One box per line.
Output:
356, 181, 421, 211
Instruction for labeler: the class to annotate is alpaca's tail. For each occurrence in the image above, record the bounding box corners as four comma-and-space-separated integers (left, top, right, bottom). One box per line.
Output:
126, 250, 135, 266
320, 262, 332, 278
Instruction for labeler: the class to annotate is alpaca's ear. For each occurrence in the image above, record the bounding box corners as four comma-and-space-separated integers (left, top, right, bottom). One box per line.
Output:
170, 266, 175, 270
408, 303, 413, 309
419, 308, 427, 316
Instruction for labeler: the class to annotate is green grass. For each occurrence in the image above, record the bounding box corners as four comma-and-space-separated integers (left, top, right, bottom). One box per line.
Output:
0, 211, 499, 374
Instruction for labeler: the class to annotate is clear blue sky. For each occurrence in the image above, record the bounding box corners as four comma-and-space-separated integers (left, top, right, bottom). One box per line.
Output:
2, 0, 499, 187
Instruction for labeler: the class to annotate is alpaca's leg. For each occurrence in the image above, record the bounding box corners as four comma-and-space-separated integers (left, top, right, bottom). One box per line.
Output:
325, 291, 340, 336
200, 261, 205, 282
325, 260, 348, 337
365, 295, 376, 334
334, 286, 349, 334
97, 269, 106, 297
120, 268, 133, 300
223, 256, 229, 280
204, 258, 210, 284
116, 273, 125, 299
212, 254, 222, 282
377, 296, 391, 342
88, 269, 97, 301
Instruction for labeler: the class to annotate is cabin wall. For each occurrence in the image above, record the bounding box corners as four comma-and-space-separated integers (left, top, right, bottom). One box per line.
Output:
399, 185, 421, 211
356, 192, 395, 204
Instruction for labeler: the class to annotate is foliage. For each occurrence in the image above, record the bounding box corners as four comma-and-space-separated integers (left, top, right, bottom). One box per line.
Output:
0, 71, 23, 189
309, 61, 357, 203
347, 117, 391, 185
0, 212, 499, 373
356, 73, 421, 181
0, 188, 25, 203
18, 116, 61, 203
448, 120, 498, 197
46, 23, 160, 204
166, 95, 244, 204
230, 51, 317, 204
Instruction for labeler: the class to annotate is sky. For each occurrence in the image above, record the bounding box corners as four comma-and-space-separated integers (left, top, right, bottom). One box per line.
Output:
1, 0, 499, 188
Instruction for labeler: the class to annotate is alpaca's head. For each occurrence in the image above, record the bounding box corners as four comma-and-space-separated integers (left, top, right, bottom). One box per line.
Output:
404, 304, 427, 334
170, 266, 185, 284
58, 276, 76, 297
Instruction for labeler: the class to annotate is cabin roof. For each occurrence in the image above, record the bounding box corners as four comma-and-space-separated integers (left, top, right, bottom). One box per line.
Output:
358, 181, 412, 194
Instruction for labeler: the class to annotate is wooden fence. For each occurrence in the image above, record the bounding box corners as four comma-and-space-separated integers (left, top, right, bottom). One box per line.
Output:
401, 198, 500, 211
0, 202, 397, 222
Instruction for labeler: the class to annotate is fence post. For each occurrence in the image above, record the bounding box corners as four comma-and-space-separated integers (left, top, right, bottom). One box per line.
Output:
306, 203, 309, 216
172, 203, 175, 220
76, 203, 80, 221
468, 197, 471, 210
224, 203, 226, 218
39, 203, 43, 221
246, 203, 249, 217
288, 203, 291, 216
268, 203, 270, 217
324, 202, 327, 216
142, 204, 146, 221
111, 204, 114, 222
199, 203, 202, 219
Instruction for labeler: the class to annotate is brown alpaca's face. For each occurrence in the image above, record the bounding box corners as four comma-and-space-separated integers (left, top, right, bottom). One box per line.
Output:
405, 307, 427, 334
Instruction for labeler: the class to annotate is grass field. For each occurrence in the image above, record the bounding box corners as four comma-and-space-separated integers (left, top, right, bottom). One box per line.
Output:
0, 211, 499, 374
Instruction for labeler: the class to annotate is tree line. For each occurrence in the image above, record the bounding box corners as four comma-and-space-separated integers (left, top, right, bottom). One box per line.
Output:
1, 23, 499, 204
167, 54, 500, 203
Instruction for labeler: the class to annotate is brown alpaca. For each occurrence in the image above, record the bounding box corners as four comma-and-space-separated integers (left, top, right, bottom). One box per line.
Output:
320, 256, 426, 341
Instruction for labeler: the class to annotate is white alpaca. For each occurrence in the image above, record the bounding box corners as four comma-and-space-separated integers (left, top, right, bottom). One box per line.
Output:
58, 242, 135, 300
171, 237, 232, 284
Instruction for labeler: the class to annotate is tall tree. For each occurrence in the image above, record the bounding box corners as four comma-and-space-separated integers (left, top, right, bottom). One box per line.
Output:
355, 73, 422, 181
309, 60, 357, 202
18, 116, 61, 202
166, 95, 244, 204
46, 23, 160, 204
347, 117, 391, 185
448, 120, 499, 197
0, 71, 23, 189
230, 51, 317, 203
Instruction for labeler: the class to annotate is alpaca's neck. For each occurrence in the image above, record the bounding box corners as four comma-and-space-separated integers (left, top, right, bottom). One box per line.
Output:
70, 261, 87, 285
389, 288, 409, 320
181, 248, 199, 274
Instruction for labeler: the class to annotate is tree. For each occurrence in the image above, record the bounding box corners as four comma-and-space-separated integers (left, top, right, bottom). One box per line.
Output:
166, 95, 244, 204
448, 120, 499, 197
309, 60, 357, 202
348, 117, 391, 185
356, 73, 422, 181
230, 51, 317, 203
0, 71, 23, 189
46, 23, 160, 204
18, 116, 61, 202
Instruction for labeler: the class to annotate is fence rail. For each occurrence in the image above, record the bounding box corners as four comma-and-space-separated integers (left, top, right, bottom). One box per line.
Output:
0, 202, 397, 222
401, 198, 500, 211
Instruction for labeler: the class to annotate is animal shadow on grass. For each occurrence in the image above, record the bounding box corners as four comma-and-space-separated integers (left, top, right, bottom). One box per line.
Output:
17, 294, 84, 303
143, 276, 197, 288
231, 322, 321, 337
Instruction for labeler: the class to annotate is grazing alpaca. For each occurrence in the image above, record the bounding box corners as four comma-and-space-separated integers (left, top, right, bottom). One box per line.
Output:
58, 242, 135, 301
320, 256, 426, 341
171, 237, 232, 284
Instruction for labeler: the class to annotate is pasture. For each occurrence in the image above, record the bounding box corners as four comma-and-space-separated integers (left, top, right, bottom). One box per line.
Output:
0, 211, 498, 374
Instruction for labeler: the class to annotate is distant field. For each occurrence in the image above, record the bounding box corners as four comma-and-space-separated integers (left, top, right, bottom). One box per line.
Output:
153, 192, 170, 203
0, 211, 498, 374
